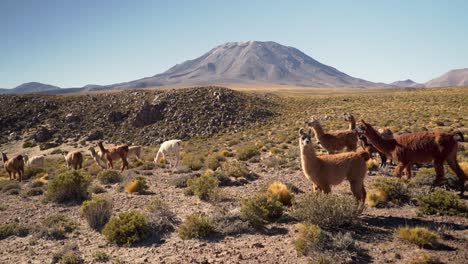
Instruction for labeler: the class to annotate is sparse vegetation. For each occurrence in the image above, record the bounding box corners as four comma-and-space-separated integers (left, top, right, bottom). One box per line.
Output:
177, 213, 215, 240
181, 153, 204, 171
102, 211, 150, 246
417, 188, 468, 216
266, 181, 294, 206
240, 192, 284, 227
23, 167, 45, 180
124, 176, 149, 194
147, 199, 178, 237
204, 154, 225, 170
0, 223, 30, 240
81, 196, 112, 230
47, 171, 91, 203
97, 170, 122, 184
220, 159, 249, 178
185, 172, 220, 201
51, 244, 82, 264
406, 254, 443, 264
292, 192, 363, 229
92, 250, 110, 262
395, 226, 438, 248
236, 144, 260, 161
38, 214, 76, 240
370, 177, 411, 206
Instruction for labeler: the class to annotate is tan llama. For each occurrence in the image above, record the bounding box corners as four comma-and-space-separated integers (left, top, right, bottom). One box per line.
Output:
307, 116, 358, 154
299, 128, 369, 202
2, 152, 25, 182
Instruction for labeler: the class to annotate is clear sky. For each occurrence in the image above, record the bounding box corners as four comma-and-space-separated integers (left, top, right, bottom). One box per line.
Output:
1, 0, 467, 88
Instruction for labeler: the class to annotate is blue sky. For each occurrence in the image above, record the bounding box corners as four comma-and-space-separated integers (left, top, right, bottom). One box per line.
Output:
1, 0, 467, 88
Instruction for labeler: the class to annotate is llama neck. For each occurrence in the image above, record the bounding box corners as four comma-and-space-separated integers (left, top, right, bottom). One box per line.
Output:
98, 142, 107, 154
348, 119, 356, 130
1, 153, 7, 162
311, 125, 325, 140
299, 141, 320, 178
365, 126, 395, 155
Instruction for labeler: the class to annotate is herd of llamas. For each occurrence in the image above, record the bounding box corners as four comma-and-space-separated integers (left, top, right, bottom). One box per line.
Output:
1, 113, 466, 202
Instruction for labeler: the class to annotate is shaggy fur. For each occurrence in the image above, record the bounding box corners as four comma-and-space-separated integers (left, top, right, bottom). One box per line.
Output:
2, 152, 25, 181
307, 117, 358, 154
98, 141, 129, 172
358, 128, 394, 168
128, 146, 142, 160
299, 128, 369, 202
88, 147, 107, 169
63, 151, 83, 170
360, 120, 466, 195
154, 140, 182, 168
23, 154, 46, 168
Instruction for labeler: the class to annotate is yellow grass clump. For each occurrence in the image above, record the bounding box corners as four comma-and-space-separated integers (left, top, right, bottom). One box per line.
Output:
267, 181, 293, 206
395, 226, 438, 248
366, 189, 387, 207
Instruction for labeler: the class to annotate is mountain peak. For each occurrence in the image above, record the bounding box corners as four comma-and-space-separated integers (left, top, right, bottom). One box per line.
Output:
425, 68, 468, 88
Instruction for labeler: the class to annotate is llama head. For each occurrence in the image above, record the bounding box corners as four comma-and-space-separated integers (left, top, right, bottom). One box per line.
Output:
359, 120, 379, 138
344, 112, 355, 122
1, 152, 7, 162
22, 154, 29, 163
378, 128, 394, 140
299, 128, 312, 146
307, 117, 321, 128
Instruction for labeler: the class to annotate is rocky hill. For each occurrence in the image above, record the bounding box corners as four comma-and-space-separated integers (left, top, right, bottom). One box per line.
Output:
0, 87, 276, 146
425, 68, 468, 87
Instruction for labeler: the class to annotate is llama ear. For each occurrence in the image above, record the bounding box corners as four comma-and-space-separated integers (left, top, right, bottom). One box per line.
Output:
299, 128, 305, 136
308, 128, 312, 135
360, 119, 368, 125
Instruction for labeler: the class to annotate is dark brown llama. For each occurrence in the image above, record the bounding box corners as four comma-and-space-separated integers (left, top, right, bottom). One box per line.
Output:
98, 141, 129, 172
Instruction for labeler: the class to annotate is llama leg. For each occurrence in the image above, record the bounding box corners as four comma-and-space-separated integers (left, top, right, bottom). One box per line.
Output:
20, 168, 24, 182
395, 163, 405, 178
432, 160, 445, 189
321, 185, 331, 194
122, 158, 128, 171
380, 153, 387, 168
446, 157, 466, 196
108, 159, 113, 170
405, 163, 412, 179
350, 181, 365, 203
8, 171, 12, 180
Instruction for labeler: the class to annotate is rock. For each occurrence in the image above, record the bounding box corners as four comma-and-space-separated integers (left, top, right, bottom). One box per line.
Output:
132, 101, 166, 127
86, 130, 104, 141
33, 127, 53, 142
108, 111, 127, 122
65, 113, 80, 123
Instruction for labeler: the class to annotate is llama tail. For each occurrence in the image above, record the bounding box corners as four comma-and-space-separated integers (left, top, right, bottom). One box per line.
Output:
453, 131, 464, 142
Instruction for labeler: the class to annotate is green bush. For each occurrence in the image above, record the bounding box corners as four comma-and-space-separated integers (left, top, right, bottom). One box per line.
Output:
370, 177, 411, 206
0, 180, 21, 195
177, 213, 215, 240
292, 192, 363, 229
212, 207, 252, 236
204, 154, 225, 170
220, 159, 249, 178
81, 196, 112, 230
417, 188, 468, 216
240, 192, 284, 227
47, 171, 91, 203
39, 214, 76, 240
181, 153, 204, 171
147, 199, 178, 237
171, 174, 195, 188
26, 187, 44, 196
92, 250, 110, 262
185, 172, 220, 201
294, 223, 325, 256
0, 223, 30, 240
97, 170, 122, 184
395, 226, 438, 248
236, 144, 260, 161
51, 244, 82, 264
89, 184, 106, 194
22, 141, 37, 148
23, 167, 45, 180
102, 211, 150, 246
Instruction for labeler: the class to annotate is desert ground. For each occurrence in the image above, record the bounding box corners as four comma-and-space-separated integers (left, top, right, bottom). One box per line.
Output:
0, 86, 467, 264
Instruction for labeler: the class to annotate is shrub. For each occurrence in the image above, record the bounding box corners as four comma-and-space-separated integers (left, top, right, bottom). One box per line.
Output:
171, 174, 195, 188
366, 159, 379, 171
267, 181, 294, 206
92, 250, 110, 262
220, 159, 249, 178
22, 141, 37, 148
291, 192, 363, 229
181, 153, 204, 171
0, 180, 21, 194
212, 207, 252, 236
89, 184, 106, 194
370, 177, 410, 206
125, 176, 149, 194
236, 144, 260, 161
30, 180, 45, 188
23, 167, 46, 180
293, 223, 325, 256
417, 188, 468, 216
147, 199, 178, 237
177, 213, 215, 240
0, 223, 30, 240
26, 187, 44, 196
240, 192, 284, 227
205, 154, 225, 170
97, 170, 122, 184
366, 189, 387, 207
102, 211, 150, 246
220, 149, 234, 157
39, 214, 76, 240
395, 226, 438, 248
47, 171, 91, 203
81, 196, 112, 230
51, 244, 82, 264
185, 172, 219, 201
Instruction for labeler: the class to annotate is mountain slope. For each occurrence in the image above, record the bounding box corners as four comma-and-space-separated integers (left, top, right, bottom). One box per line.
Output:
109, 41, 379, 89
425, 68, 468, 88
0, 82, 61, 94
390, 79, 424, 88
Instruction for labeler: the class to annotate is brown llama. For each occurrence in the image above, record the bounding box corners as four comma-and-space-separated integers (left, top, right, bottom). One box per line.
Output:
299, 128, 369, 202
358, 128, 395, 168
360, 120, 466, 196
97, 141, 129, 172
63, 151, 83, 170
2, 152, 25, 182
344, 112, 356, 130
307, 116, 358, 154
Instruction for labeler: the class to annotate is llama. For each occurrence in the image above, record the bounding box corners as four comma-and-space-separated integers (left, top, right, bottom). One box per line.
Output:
358, 128, 395, 168
23, 154, 46, 168
299, 128, 369, 202
344, 113, 356, 130
63, 151, 83, 170
2, 152, 25, 182
154, 140, 182, 168
128, 146, 142, 160
97, 141, 129, 171
307, 117, 358, 154
88, 147, 107, 169
360, 120, 466, 196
